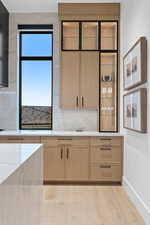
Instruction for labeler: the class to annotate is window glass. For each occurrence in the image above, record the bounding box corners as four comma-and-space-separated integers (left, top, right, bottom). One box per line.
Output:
20, 31, 53, 130
22, 33, 52, 56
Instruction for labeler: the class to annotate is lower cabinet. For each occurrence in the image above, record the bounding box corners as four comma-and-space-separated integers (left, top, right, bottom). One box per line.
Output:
65, 146, 89, 181
90, 137, 123, 182
44, 146, 65, 181
0, 135, 123, 183
42, 137, 89, 182
90, 163, 121, 182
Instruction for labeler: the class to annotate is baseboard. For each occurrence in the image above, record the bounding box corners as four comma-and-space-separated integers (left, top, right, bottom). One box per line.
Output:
123, 177, 150, 225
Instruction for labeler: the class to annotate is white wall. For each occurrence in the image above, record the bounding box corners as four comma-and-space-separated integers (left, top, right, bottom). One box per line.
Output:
121, 0, 150, 224
0, 13, 98, 131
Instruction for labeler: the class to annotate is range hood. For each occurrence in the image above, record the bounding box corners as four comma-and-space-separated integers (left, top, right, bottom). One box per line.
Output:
0, 0, 9, 88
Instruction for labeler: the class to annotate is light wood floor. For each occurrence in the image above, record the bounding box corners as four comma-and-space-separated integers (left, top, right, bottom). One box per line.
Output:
41, 186, 146, 225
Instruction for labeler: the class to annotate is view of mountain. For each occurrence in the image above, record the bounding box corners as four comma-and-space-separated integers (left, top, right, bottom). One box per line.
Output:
21, 106, 52, 129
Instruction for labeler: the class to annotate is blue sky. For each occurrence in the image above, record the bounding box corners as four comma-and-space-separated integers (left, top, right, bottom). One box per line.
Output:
21, 34, 52, 106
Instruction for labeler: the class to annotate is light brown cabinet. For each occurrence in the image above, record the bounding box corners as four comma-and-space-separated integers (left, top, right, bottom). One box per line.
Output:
61, 51, 99, 110
100, 53, 118, 132
42, 137, 89, 181
0, 135, 123, 183
61, 21, 118, 51
61, 20, 119, 132
61, 52, 80, 109
44, 146, 65, 181
80, 52, 99, 110
65, 146, 89, 180
90, 136, 123, 182
62, 22, 79, 50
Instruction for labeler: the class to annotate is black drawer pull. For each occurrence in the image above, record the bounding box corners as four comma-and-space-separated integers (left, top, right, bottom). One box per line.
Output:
100, 165, 111, 169
100, 138, 112, 141
100, 147, 112, 151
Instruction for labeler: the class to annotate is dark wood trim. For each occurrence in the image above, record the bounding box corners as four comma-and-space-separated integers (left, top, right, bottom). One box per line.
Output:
44, 180, 122, 185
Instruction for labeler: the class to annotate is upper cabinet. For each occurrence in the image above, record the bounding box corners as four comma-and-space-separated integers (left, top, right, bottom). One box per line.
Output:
59, 3, 120, 132
61, 51, 99, 110
82, 22, 98, 50
62, 22, 79, 50
101, 22, 117, 50
0, 1, 9, 88
61, 21, 118, 51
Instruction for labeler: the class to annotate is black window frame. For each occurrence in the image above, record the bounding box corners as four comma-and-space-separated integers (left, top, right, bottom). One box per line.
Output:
19, 30, 53, 130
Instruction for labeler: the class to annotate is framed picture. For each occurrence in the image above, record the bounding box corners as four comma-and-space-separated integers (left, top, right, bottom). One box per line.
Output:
123, 37, 147, 90
123, 88, 147, 133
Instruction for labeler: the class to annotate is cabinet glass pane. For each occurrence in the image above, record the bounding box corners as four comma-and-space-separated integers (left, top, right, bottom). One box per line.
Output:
100, 53, 117, 132
63, 22, 79, 50
101, 22, 117, 50
82, 22, 98, 50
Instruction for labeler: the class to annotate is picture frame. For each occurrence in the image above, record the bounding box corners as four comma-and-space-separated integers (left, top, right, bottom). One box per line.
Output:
123, 88, 147, 133
123, 37, 147, 90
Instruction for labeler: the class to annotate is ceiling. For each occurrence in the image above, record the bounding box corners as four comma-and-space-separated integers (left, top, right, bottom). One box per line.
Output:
2, 0, 122, 13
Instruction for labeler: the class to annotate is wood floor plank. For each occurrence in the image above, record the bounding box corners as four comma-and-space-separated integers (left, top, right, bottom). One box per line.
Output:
41, 186, 146, 225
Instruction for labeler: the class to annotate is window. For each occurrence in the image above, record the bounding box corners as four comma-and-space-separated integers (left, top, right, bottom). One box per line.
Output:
19, 28, 53, 130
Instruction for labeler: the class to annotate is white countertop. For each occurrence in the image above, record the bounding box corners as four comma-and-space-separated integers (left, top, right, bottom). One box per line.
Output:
0, 144, 42, 184
0, 130, 124, 136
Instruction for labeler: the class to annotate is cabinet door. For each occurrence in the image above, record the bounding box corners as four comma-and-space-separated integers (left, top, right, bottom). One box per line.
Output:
65, 146, 89, 181
82, 22, 98, 50
101, 22, 117, 50
100, 53, 117, 132
80, 52, 99, 110
44, 146, 65, 181
61, 52, 80, 109
62, 22, 79, 50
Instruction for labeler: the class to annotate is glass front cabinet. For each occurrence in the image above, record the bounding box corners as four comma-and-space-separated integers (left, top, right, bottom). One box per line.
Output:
61, 21, 119, 132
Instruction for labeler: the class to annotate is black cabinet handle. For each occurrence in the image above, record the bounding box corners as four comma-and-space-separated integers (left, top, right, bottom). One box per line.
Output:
100, 138, 112, 141
100, 147, 112, 151
100, 165, 111, 169
66, 148, 69, 159
81, 96, 84, 108
60, 148, 63, 159
76, 96, 79, 107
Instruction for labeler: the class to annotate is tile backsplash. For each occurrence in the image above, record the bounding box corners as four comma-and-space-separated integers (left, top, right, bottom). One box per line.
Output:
0, 92, 17, 130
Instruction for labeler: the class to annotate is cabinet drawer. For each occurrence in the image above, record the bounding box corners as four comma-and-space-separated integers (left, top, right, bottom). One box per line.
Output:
0, 136, 41, 143
91, 145, 122, 163
41, 136, 89, 147
90, 163, 121, 181
91, 136, 122, 146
